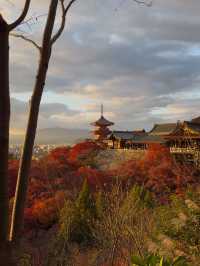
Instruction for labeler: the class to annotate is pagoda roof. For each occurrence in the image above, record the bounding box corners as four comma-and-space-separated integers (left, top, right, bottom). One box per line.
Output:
91, 116, 114, 127
149, 123, 177, 136
92, 127, 111, 135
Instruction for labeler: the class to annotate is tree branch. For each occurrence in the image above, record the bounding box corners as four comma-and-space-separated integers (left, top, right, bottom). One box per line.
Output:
51, 0, 151, 45
10, 33, 41, 52
51, 0, 77, 45
8, 0, 31, 31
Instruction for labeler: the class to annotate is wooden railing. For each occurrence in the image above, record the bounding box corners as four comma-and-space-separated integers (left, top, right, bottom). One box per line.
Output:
170, 147, 197, 154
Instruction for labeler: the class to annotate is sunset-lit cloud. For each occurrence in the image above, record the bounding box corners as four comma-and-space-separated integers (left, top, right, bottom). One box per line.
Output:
2, 0, 200, 132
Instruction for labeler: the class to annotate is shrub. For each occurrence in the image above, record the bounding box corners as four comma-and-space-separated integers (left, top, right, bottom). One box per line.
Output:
59, 179, 97, 246
131, 254, 188, 266
93, 184, 154, 266
154, 189, 200, 265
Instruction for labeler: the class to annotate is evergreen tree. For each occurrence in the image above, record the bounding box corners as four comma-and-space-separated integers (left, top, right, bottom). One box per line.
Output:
72, 179, 97, 245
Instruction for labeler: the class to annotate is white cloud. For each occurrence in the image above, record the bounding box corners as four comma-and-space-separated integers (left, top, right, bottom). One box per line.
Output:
109, 34, 130, 46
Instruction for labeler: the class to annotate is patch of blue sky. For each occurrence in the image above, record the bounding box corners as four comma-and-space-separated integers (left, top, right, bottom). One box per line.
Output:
187, 46, 200, 56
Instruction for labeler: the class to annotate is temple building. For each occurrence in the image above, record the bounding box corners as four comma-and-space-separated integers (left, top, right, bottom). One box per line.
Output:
107, 130, 148, 149
166, 120, 200, 165
90, 105, 114, 141
90, 109, 200, 166
107, 117, 200, 166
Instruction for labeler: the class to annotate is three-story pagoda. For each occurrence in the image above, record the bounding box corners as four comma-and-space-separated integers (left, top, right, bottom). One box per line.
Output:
91, 105, 114, 141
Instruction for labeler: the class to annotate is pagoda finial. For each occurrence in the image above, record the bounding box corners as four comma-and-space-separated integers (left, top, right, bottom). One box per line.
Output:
101, 104, 103, 117
101, 104, 104, 117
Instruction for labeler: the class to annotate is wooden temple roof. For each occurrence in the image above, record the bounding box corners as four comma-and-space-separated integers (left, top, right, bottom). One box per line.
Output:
109, 130, 166, 144
166, 121, 200, 139
109, 131, 138, 140
191, 116, 200, 124
133, 135, 166, 144
91, 111, 200, 144
149, 123, 177, 136
185, 121, 200, 133
91, 116, 114, 127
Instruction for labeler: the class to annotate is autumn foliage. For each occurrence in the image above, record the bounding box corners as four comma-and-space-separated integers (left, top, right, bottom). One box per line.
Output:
113, 144, 198, 202
69, 140, 103, 162
8, 141, 200, 237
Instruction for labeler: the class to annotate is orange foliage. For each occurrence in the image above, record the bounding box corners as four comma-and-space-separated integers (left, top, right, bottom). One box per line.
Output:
69, 141, 103, 161
8, 141, 199, 235
47, 146, 70, 162
31, 191, 66, 227
112, 159, 148, 187
77, 166, 110, 189
112, 143, 198, 202
144, 144, 172, 165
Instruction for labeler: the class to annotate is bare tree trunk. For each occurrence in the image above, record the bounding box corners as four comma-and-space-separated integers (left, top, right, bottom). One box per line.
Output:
0, 14, 9, 244
0, 15, 12, 265
10, 0, 59, 243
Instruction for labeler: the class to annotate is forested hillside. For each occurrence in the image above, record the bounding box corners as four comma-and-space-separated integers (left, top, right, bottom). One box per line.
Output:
8, 141, 200, 265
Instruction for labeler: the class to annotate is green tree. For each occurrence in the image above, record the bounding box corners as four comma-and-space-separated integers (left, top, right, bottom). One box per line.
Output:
58, 179, 97, 247
72, 179, 97, 245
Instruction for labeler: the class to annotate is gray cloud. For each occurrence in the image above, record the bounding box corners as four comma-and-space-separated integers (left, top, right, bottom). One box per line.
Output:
3, 0, 200, 130
10, 98, 79, 130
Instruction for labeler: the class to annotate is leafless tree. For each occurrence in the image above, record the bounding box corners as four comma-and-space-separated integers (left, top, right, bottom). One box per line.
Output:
0, 1, 31, 264
0, 0, 150, 264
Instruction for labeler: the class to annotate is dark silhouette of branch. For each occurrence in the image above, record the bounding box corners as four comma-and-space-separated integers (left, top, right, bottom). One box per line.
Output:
51, 0, 151, 45
51, 0, 77, 45
8, 0, 31, 31
11, 33, 41, 52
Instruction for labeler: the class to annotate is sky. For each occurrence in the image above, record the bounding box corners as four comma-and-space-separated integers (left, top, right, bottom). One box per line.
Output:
1, 0, 200, 134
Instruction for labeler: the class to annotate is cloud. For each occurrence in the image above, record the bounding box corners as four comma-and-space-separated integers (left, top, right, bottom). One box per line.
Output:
10, 98, 80, 130
2, 0, 200, 131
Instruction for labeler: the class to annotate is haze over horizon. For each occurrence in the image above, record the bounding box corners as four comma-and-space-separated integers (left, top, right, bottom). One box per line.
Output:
2, 0, 200, 134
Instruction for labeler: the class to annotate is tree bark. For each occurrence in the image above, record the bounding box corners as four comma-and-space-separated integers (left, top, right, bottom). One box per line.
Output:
0, 15, 14, 266
9, 0, 59, 243
0, 14, 9, 243
0, 242, 16, 266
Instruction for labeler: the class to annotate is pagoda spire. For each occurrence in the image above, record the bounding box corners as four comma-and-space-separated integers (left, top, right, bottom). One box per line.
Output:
101, 104, 104, 117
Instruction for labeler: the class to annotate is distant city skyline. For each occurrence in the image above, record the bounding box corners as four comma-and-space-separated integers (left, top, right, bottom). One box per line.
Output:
2, 0, 200, 134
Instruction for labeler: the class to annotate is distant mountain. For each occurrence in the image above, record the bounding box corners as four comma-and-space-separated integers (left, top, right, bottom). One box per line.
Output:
11, 128, 90, 145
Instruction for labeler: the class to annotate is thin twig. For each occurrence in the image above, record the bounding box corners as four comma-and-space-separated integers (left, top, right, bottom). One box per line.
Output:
51, 0, 77, 45
10, 33, 41, 52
